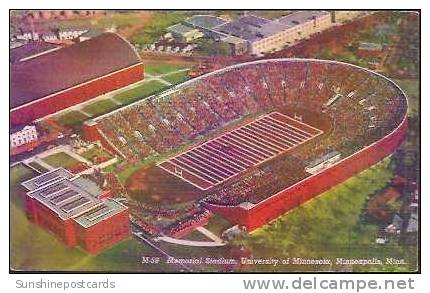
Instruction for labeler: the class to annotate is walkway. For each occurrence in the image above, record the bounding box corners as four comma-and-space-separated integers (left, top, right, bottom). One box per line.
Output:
196, 227, 224, 243
154, 235, 226, 247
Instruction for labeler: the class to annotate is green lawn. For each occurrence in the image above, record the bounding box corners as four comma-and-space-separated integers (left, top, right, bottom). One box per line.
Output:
130, 12, 191, 45
238, 158, 418, 272
82, 99, 120, 117
42, 152, 80, 169
80, 146, 110, 162
10, 164, 39, 208
10, 164, 174, 272
27, 162, 49, 173
205, 214, 233, 237
50, 12, 143, 32
56, 110, 89, 128
113, 81, 166, 104
144, 63, 189, 76
163, 71, 190, 85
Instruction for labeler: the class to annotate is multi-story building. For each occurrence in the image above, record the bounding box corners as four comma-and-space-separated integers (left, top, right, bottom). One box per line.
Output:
10, 125, 38, 148
21, 168, 130, 254
214, 11, 333, 56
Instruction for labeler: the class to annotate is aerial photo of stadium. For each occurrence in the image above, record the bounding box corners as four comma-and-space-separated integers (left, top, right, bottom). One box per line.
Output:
10, 10, 419, 273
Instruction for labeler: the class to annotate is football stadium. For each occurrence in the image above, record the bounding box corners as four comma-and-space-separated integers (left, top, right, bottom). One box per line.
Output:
82, 58, 408, 237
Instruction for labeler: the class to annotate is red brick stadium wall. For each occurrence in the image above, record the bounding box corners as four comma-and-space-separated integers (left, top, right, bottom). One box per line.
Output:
74, 209, 130, 255
25, 195, 77, 246
10, 64, 143, 126
205, 116, 408, 231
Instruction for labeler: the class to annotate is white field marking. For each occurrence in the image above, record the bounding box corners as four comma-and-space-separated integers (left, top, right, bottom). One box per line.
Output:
243, 123, 294, 148
185, 151, 235, 177
247, 122, 297, 147
156, 112, 324, 190
173, 156, 225, 182
266, 115, 313, 138
217, 137, 268, 162
172, 152, 249, 192
234, 128, 284, 153
228, 131, 279, 156
237, 127, 288, 151
258, 118, 307, 142
256, 117, 306, 141
270, 112, 324, 135
218, 137, 267, 165
207, 142, 256, 167
158, 162, 214, 189
265, 115, 312, 139
157, 112, 272, 166
210, 139, 263, 164
221, 134, 273, 158
233, 126, 284, 152
191, 147, 243, 173
166, 158, 221, 185
201, 144, 250, 169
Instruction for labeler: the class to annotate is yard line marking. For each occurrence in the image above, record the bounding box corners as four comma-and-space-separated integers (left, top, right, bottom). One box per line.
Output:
175, 156, 226, 181
221, 135, 272, 159
211, 140, 262, 164
158, 162, 213, 190
186, 150, 237, 176
171, 158, 221, 184
237, 127, 287, 151
266, 115, 312, 138
192, 147, 244, 172
258, 119, 305, 142
246, 123, 296, 147
204, 144, 251, 169
228, 131, 279, 156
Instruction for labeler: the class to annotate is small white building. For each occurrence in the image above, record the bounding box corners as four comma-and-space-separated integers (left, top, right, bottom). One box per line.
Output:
10, 125, 38, 148
305, 151, 341, 174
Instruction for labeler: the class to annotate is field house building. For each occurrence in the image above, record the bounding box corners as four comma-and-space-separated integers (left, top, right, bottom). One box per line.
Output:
21, 168, 130, 254
10, 32, 144, 126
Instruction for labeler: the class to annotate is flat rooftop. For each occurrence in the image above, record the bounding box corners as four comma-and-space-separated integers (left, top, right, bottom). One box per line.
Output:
277, 10, 330, 26
215, 15, 289, 43
167, 23, 198, 35
185, 15, 227, 29
27, 177, 103, 220
74, 199, 127, 228
21, 168, 74, 191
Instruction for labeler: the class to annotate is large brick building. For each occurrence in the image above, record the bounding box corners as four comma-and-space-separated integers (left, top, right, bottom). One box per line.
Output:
10, 32, 144, 126
21, 168, 130, 254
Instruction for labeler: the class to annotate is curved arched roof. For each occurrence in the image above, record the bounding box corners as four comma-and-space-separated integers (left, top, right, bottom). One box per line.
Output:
11, 32, 142, 109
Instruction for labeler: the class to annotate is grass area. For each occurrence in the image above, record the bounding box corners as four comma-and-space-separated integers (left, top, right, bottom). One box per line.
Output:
10, 164, 174, 272
48, 12, 143, 32
392, 79, 419, 117
239, 158, 417, 272
81, 99, 120, 117
130, 12, 191, 46
163, 71, 190, 85
27, 161, 49, 173
42, 152, 80, 169
144, 63, 189, 76
113, 81, 167, 104
56, 110, 89, 128
10, 163, 88, 271
80, 146, 110, 161
205, 214, 233, 237
10, 164, 39, 208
